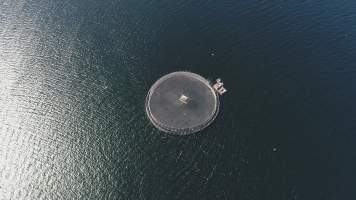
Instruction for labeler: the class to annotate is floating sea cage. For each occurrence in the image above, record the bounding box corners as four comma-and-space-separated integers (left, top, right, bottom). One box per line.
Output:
145, 71, 226, 135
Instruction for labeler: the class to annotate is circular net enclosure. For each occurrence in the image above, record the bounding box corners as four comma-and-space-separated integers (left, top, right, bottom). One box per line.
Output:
145, 71, 220, 135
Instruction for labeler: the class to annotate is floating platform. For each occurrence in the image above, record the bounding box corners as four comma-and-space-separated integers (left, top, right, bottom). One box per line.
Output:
145, 71, 225, 135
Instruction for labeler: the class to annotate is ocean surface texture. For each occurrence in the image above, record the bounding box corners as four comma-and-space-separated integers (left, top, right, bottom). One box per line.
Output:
1, 0, 356, 199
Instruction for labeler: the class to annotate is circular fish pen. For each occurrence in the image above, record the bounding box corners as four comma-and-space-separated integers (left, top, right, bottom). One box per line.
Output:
145, 71, 222, 135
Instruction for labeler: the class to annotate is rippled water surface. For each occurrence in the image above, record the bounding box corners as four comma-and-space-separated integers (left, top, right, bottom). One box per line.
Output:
1, 0, 356, 199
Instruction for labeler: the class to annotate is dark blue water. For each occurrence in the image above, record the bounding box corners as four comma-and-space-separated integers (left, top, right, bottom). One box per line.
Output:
1, 0, 356, 199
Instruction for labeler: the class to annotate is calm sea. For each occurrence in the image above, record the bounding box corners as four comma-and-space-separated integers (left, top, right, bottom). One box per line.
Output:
1, 0, 356, 199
